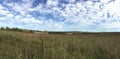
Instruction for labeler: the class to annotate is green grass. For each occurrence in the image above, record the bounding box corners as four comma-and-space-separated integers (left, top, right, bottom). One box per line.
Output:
0, 30, 120, 59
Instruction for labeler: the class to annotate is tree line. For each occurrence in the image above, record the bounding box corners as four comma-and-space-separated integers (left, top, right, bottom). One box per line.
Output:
0, 27, 35, 33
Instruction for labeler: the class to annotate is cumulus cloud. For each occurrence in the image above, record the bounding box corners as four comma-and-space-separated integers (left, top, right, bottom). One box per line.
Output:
0, 5, 10, 15
0, 0, 120, 31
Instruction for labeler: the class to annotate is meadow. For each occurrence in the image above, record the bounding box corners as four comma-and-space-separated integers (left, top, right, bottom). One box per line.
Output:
0, 30, 120, 59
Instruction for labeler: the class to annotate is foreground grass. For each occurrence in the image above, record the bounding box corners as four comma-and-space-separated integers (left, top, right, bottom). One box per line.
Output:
0, 30, 120, 59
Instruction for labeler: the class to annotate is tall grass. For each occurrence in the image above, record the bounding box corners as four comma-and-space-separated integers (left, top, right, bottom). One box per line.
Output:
0, 30, 120, 59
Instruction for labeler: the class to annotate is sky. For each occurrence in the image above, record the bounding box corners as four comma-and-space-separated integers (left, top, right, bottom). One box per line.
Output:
0, 0, 120, 32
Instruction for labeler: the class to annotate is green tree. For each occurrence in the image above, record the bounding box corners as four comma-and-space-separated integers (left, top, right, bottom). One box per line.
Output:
0, 27, 4, 30
29, 30, 34, 33
6, 27, 10, 31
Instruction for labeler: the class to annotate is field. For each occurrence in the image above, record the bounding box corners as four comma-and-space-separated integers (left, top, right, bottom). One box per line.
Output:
0, 30, 120, 59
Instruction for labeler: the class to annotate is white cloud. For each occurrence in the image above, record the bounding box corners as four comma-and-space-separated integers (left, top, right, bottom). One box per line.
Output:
5, 3, 14, 7
10, 1, 33, 16
100, 0, 112, 3
0, 0, 120, 31
0, 9, 9, 15
41, 19, 64, 31
100, 21, 120, 29
7, 13, 14, 17
47, 0, 59, 6
0, 4, 4, 9
0, 4, 10, 15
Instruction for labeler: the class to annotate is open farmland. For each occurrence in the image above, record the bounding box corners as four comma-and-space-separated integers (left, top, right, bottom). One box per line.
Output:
0, 30, 120, 59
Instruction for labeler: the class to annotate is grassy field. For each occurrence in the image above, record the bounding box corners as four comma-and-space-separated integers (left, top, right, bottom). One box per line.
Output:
0, 30, 120, 59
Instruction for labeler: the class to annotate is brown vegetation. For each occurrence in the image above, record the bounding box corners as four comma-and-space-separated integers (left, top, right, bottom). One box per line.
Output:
0, 29, 120, 59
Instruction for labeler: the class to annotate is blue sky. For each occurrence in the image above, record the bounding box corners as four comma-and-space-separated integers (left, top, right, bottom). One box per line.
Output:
0, 0, 120, 32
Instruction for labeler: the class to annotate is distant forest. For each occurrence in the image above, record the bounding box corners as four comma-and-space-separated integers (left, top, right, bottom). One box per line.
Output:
0, 27, 38, 33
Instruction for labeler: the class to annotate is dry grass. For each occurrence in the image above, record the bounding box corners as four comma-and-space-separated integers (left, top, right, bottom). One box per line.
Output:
0, 30, 120, 59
